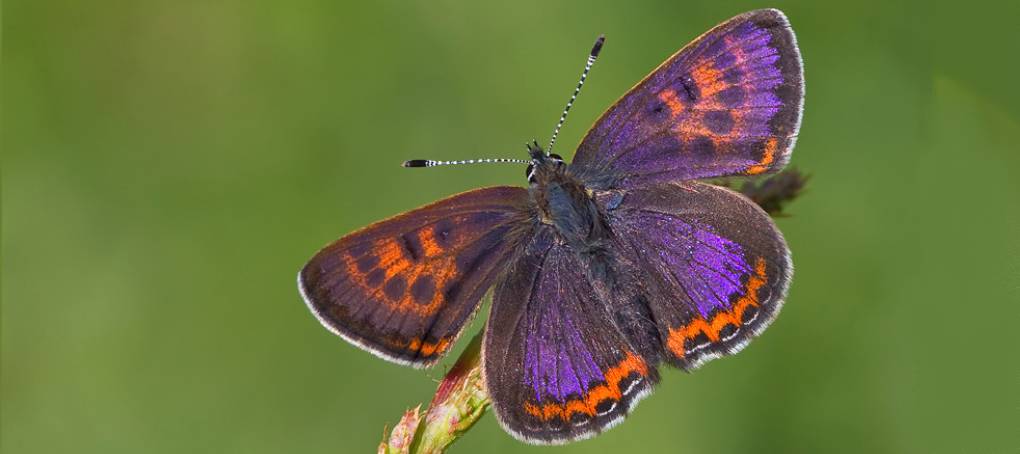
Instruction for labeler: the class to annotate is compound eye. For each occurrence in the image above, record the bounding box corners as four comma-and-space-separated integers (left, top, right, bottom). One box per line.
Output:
549, 153, 564, 162
525, 164, 535, 181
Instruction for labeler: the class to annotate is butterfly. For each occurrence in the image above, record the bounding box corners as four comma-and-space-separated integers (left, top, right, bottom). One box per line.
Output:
298, 8, 803, 444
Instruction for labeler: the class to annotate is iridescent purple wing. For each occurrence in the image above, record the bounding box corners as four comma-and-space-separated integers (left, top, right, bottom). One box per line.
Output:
603, 182, 792, 370
299, 187, 529, 368
483, 229, 658, 444
571, 9, 803, 188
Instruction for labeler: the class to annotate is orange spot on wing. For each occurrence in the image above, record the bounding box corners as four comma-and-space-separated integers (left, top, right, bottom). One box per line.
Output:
658, 89, 685, 117
373, 335, 453, 359
418, 228, 443, 257
666, 258, 768, 358
522, 352, 649, 422
691, 63, 728, 99
563, 400, 593, 420
746, 138, 778, 175
669, 62, 731, 147
337, 215, 491, 317
524, 402, 541, 418
405, 337, 452, 357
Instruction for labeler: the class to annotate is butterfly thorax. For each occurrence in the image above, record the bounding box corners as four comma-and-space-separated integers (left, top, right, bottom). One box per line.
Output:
529, 158, 609, 248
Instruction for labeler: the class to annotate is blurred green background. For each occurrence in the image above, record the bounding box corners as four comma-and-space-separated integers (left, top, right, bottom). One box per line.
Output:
4, 1, 1019, 453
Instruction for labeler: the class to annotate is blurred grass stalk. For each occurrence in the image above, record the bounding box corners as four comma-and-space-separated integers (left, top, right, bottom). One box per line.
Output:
378, 169, 808, 454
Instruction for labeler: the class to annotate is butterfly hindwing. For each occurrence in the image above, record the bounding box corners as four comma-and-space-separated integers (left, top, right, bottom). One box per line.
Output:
299, 186, 529, 367
483, 229, 659, 444
603, 182, 792, 370
572, 8, 803, 188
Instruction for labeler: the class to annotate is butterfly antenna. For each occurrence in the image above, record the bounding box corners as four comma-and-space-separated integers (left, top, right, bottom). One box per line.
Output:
402, 157, 531, 168
547, 34, 605, 155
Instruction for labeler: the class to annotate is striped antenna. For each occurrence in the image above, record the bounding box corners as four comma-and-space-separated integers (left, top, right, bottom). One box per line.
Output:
403, 157, 531, 168
547, 34, 605, 155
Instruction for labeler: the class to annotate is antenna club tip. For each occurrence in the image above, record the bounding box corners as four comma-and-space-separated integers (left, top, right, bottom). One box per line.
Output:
591, 35, 606, 56
403, 159, 428, 168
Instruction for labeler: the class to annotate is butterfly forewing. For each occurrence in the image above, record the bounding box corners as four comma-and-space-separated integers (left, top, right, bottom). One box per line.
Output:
571, 9, 803, 188
299, 186, 529, 367
484, 229, 659, 444
605, 182, 792, 370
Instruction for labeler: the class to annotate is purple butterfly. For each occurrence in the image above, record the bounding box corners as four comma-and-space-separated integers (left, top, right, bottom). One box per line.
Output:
299, 8, 803, 444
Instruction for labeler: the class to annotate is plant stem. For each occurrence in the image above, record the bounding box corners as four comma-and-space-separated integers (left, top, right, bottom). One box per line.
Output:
378, 333, 488, 454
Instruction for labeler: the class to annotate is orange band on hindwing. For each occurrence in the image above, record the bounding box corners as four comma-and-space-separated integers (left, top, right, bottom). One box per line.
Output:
666, 257, 768, 358
522, 352, 649, 422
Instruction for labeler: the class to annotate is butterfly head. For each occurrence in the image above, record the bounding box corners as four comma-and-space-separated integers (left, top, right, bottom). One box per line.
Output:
525, 140, 566, 184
